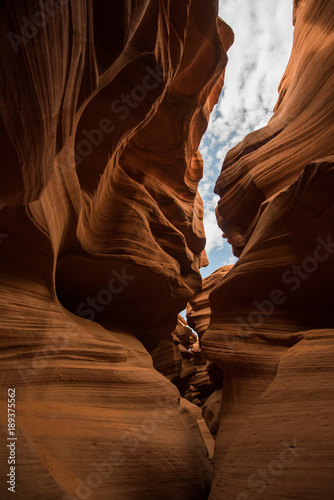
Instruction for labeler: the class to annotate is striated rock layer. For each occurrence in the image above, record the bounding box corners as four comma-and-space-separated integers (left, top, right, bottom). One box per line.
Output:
0, 1, 234, 499
187, 265, 233, 337
202, 1, 334, 499
215, 0, 334, 257
186, 267, 232, 437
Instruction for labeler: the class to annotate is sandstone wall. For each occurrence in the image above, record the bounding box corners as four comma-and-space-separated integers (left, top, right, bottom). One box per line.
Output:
202, 1, 334, 498
0, 1, 233, 498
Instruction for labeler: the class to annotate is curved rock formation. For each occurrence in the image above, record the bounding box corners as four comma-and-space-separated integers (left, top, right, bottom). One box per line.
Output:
187, 265, 233, 337
202, 1, 334, 498
0, 1, 234, 498
4, 0, 333, 498
151, 315, 223, 438
186, 268, 230, 437
215, 0, 334, 256
151, 316, 197, 394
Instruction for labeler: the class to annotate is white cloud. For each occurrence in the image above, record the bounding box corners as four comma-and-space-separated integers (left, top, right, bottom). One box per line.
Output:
228, 255, 238, 265
202, 202, 224, 254
199, 0, 294, 271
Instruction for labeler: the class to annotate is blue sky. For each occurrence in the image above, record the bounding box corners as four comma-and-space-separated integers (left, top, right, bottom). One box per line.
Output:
199, 0, 294, 278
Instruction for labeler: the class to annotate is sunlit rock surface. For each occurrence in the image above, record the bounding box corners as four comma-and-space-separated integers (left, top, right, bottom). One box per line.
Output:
215, 0, 334, 257
0, 1, 234, 498
187, 265, 233, 337
203, 1, 334, 498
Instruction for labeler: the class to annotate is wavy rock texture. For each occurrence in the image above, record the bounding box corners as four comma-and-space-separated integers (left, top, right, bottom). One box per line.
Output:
215, 0, 334, 256
203, 1, 334, 498
187, 265, 233, 337
0, 1, 234, 498
151, 317, 197, 394
185, 267, 231, 437
151, 316, 223, 439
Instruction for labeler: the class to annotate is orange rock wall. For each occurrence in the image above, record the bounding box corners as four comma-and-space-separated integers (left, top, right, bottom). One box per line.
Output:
0, 1, 233, 498
202, 1, 334, 498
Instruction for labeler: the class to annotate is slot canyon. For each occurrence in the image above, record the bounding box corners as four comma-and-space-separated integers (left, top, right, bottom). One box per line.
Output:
0, 0, 333, 499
